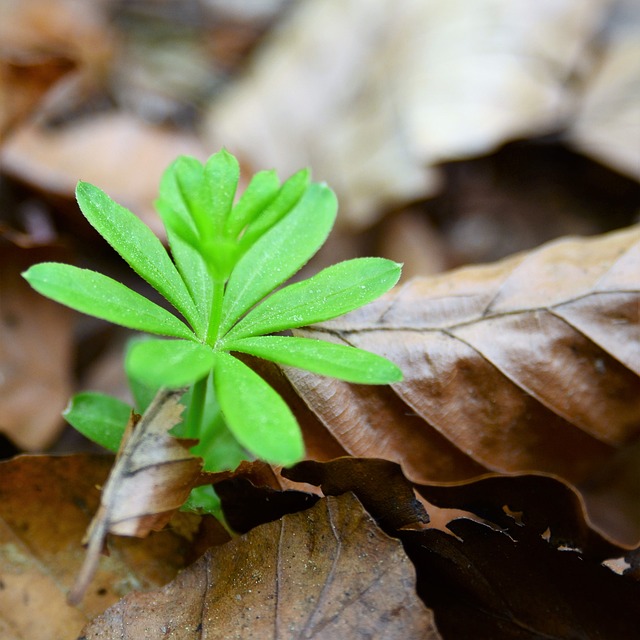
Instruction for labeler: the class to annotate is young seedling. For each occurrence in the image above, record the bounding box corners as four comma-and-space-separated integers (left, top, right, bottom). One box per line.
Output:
23, 150, 402, 478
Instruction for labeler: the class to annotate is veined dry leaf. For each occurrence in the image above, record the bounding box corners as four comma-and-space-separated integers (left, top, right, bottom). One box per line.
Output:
0, 454, 198, 640
81, 492, 440, 640
69, 387, 203, 605
282, 225, 640, 541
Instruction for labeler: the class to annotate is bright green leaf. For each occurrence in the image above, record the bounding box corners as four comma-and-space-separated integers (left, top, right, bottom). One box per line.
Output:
224, 170, 281, 238
63, 392, 131, 452
156, 198, 201, 250
191, 410, 249, 472
126, 338, 215, 388
223, 257, 401, 340
158, 155, 206, 226
203, 149, 239, 236
224, 335, 403, 384
214, 352, 304, 465
156, 157, 211, 333
159, 223, 211, 337
219, 182, 338, 336
239, 168, 310, 249
23, 263, 195, 339
123, 336, 161, 412
76, 181, 201, 334
182, 485, 223, 519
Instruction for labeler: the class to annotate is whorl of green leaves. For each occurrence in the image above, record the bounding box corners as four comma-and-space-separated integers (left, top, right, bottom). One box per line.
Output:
24, 150, 402, 467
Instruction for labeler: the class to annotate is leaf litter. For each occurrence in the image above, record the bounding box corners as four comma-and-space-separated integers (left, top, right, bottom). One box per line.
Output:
77, 457, 640, 639
0, 1, 639, 637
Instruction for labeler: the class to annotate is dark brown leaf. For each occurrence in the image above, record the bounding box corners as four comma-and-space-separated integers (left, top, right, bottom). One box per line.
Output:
216, 476, 320, 534
283, 458, 429, 533
415, 473, 624, 559
281, 457, 640, 639
81, 492, 440, 640
403, 519, 640, 640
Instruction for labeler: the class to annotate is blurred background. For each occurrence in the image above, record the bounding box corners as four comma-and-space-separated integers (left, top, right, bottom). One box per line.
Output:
1, 0, 639, 456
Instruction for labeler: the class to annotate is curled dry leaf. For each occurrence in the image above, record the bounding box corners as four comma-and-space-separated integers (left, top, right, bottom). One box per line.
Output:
69, 387, 203, 605
281, 225, 640, 541
81, 492, 440, 640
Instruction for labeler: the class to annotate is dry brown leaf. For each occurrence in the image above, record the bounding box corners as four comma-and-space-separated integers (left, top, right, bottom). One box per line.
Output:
81, 492, 440, 640
0, 53, 74, 140
280, 225, 640, 541
0, 454, 198, 640
0, 242, 74, 449
69, 387, 203, 605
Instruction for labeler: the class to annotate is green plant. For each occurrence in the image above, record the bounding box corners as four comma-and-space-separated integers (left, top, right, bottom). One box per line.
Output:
23, 150, 402, 473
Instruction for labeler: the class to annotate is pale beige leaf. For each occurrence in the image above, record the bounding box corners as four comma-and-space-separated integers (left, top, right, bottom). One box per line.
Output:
569, 0, 640, 180
205, 0, 624, 227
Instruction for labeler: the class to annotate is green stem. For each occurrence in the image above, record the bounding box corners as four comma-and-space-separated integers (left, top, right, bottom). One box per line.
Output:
206, 278, 225, 345
185, 374, 208, 438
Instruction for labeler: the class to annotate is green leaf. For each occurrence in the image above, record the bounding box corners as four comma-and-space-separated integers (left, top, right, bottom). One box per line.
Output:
156, 157, 211, 331
191, 409, 249, 472
213, 352, 304, 465
224, 170, 281, 238
224, 335, 403, 384
156, 198, 201, 250
203, 149, 239, 237
239, 168, 310, 249
123, 336, 161, 412
157, 155, 207, 228
126, 338, 215, 388
223, 257, 401, 340
76, 181, 202, 334
219, 182, 338, 336
63, 392, 131, 452
159, 220, 212, 337
182, 485, 224, 519
23, 263, 195, 339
